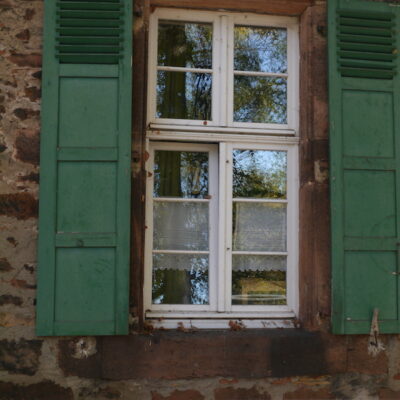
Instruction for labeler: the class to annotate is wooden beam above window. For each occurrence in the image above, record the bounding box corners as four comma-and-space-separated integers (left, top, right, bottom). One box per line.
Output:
150, 0, 313, 16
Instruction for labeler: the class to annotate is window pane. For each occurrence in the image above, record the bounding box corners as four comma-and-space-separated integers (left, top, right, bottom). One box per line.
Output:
158, 21, 212, 69
153, 254, 209, 304
234, 26, 287, 73
154, 151, 209, 198
233, 150, 287, 199
232, 202, 287, 252
234, 76, 286, 124
154, 202, 209, 251
157, 71, 212, 120
232, 255, 286, 305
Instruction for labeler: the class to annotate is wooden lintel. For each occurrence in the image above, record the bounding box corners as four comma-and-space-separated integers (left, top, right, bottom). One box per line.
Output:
150, 0, 314, 16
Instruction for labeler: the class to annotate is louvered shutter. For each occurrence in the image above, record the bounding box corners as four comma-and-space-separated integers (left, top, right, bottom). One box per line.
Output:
36, 0, 132, 336
329, 0, 400, 334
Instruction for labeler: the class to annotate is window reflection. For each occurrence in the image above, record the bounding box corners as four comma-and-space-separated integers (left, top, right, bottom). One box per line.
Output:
234, 26, 287, 73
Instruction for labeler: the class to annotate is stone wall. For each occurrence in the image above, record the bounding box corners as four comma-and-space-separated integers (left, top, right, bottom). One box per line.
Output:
2, 0, 400, 399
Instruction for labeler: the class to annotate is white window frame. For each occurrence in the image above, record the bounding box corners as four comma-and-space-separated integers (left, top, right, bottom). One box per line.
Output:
147, 9, 299, 135
144, 8, 300, 328
144, 141, 299, 320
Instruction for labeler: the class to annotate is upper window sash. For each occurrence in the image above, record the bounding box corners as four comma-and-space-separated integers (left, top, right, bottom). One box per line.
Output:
147, 9, 299, 134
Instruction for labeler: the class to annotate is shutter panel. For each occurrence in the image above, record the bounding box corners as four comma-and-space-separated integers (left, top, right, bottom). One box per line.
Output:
329, 0, 400, 334
36, 0, 132, 336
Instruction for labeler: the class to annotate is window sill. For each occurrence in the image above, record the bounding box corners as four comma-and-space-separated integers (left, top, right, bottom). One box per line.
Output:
146, 310, 297, 329
146, 318, 296, 329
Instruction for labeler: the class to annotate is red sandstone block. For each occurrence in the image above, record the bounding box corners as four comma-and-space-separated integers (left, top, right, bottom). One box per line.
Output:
283, 387, 334, 399
379, 388, 400, 399
214, 387, 271, 400
8, 53, 42, 68
151, 390, 205, 400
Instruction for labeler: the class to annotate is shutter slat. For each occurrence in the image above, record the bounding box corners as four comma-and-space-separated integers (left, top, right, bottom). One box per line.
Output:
57, 10, 123, 19
339, 50, 395, 62
338, 34, 393, 45
339, 17, 394, 28
60, 2, 123, 10
339, 42, 395, 53
57, 54, 122, 63
57, 45, 122, 53
58, 36, 122, 45
57, 27, 123, 36
339, 25, 392, 37
58, 19, 121, 27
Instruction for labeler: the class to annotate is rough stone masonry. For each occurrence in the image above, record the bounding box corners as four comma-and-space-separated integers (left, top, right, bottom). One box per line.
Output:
2, 0, 400, 399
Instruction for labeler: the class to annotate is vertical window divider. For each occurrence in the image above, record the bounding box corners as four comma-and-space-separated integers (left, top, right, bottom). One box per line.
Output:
286, 145, 299, 315
226, 15, 234, 128
287, 22, 300, 133
218, 142, 228, 312
144, 141, 154, 312
147, 12, 158, 126
218, 15, 229, 126
209, 146, 219, 311
224, 143, 233, 312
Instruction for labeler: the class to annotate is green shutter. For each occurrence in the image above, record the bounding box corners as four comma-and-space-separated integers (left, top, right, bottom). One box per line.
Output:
329, 0, 400, 334
36, 0, 132, 336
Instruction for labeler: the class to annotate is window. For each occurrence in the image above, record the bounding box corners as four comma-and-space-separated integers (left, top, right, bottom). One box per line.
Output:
147, 9, 299, 133
144, 9, 299, 327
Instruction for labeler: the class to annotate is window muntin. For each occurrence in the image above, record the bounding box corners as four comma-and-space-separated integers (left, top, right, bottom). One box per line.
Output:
148, 10, 299, 132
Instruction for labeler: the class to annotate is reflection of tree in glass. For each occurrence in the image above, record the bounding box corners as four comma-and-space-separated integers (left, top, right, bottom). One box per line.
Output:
234, 26, 287, 73
152, 257, 209, 305
233, 26, 287, 124
154, 151, 209, 198
158, 21, 212, 69
232, 269, 286, 305
157, 22, 213, 120
233, 150, 287, 198
234, 76, 287, 124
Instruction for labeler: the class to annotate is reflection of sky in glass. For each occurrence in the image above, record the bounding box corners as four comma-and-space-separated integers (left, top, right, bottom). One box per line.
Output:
156, 71, 212, 120
158, 21, 213, 69
233, 150, 287, 198
234, 26, 287, 73
154, 151, 209, 198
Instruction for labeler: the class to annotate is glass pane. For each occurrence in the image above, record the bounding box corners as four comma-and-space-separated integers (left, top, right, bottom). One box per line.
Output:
154, 151, 209, 198
234, 76, 287, 124
232, 255, 286, 305
154, 202, 209, 251
153, 254, 209, 304
233, 150, 287, 199
157, 71, 212, 120
158, 21, 212, 69
234, 26, 287, 73
232, 202, 286, 252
